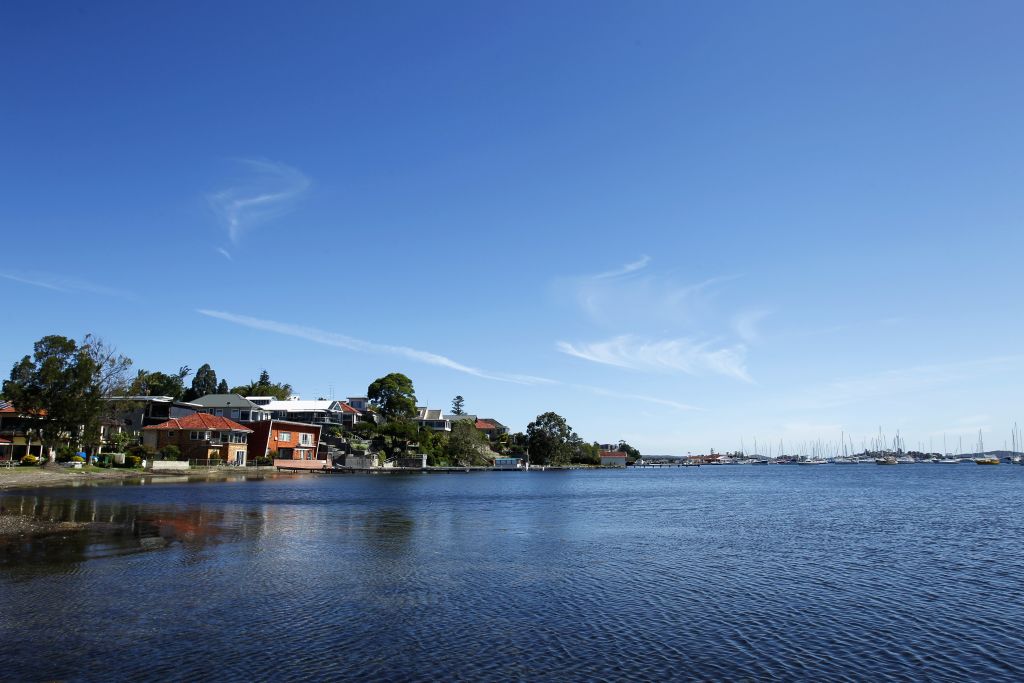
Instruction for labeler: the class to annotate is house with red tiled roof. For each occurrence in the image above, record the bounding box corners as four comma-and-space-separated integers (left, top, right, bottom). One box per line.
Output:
142, 413, 253, 465
599, 450, 628, 467
473, 418, 509, 441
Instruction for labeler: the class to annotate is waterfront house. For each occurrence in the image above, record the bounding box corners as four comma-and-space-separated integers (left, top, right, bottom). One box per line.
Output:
346, 396, 370, 412
493, 456, 523, 470
244, 419, 322, 462
142, 413, 252, 465
599, 451, 628, 467
253, 398, 348, 427
0, 401, 45, 460
474, 418, 509, 440
445, 414, 509, 440
192, 394, 271, 422
101, 395, 200, 444
415, 407, 451, 432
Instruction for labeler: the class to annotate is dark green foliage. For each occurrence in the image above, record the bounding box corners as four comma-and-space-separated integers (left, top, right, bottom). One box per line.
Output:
351, 421, 378, 439
216, 379, 229, 394
572, 441, 601, 465
130, 366, 191, 400
445, 420, 492, 466
184, 364, 218, 401
526, 412, 580, 466
508, 432, 529, 456
367, 373, 417, 421
3, 335, 110, 456
617, 440, 641, 461
231, 369, 292, 400
450, 395, 465, 415
159, 444, 182, 461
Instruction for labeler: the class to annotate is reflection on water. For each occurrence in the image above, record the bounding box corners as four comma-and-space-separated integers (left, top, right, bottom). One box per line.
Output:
2, 468, 1024, 681
0, 490, 266, 571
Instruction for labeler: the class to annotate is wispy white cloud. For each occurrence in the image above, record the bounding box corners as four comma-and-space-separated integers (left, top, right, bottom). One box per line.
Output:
197, 309, 554, 386
733, 309, 771, 343
208, 159, 310, 244
592, 255, 650, 280
566, 261, 741, 330
557, 334, 752, 382
216, 247, 233, 261
576, 383, 700, 412
0, 271, 132, 299
807, 356, 1023, 408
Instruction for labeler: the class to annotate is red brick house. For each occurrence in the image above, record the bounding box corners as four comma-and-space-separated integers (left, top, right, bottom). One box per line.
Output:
244, 419, 322, 463
142, 413, 252, 465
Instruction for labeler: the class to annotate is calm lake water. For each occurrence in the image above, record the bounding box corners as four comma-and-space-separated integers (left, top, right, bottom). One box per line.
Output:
2, 466, 1024, 681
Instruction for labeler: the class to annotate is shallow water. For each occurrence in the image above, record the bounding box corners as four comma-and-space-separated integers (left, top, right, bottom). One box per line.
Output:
2, 466, 1024, 681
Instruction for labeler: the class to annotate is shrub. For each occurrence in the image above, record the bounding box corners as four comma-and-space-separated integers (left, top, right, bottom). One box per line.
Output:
126, 455, 142, 468
56, 445, 77, 463
71, 455, 86, 463
20, 454, 39, 465
159, 445, 182, 461
127, 444, 149, 459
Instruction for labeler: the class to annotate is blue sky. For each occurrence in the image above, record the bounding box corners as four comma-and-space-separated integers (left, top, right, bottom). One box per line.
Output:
2, 1, 1024, 454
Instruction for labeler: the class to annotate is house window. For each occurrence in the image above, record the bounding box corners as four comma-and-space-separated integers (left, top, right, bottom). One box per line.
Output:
215, 409, 223, 416
299, 433, 313, 446
278, 432, 291, 442
231, 433, 247, 444
190, 431, 203, 440
210, 432, 222, 443
231, 409, 240, 419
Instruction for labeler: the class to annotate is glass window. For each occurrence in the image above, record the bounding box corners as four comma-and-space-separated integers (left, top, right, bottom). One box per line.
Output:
215, 409, 223, 417
279, 432, 291, 442
231, 409, 240, 419
300, 433, 312, 446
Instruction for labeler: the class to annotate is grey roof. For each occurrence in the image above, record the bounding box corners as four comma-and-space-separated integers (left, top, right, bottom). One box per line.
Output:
191, 394, 264, 410
445, 414, 478, 422
415, 408, 446, 421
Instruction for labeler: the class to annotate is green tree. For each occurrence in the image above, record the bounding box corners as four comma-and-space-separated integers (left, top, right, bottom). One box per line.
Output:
130, 366, 191, 399
367, 373, 417, 421
450, 395, 465, 415
351, 420, 378, 439
231, 369, 292, 400
446, 419, 492, 466
3, 335, 113, 459
617, 440, 641, 461
526, 412, 578, 466
184, 363, 218, 401
508, 432, 529, 456
216, 379, 229, 394
159, 444, 182, 461
378, 418, 419, 459
80, 335, 133, 453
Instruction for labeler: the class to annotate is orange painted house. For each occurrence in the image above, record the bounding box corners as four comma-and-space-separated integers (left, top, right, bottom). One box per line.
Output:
244, 419, 322, 462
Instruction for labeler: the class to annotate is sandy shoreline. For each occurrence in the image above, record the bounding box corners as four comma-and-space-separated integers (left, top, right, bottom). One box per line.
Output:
0, 465, 280, 492
0, 467, 154, 491
0, 466, 278, 539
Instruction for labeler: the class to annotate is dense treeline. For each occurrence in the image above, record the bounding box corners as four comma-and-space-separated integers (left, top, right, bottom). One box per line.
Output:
2, 333, 640, 464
